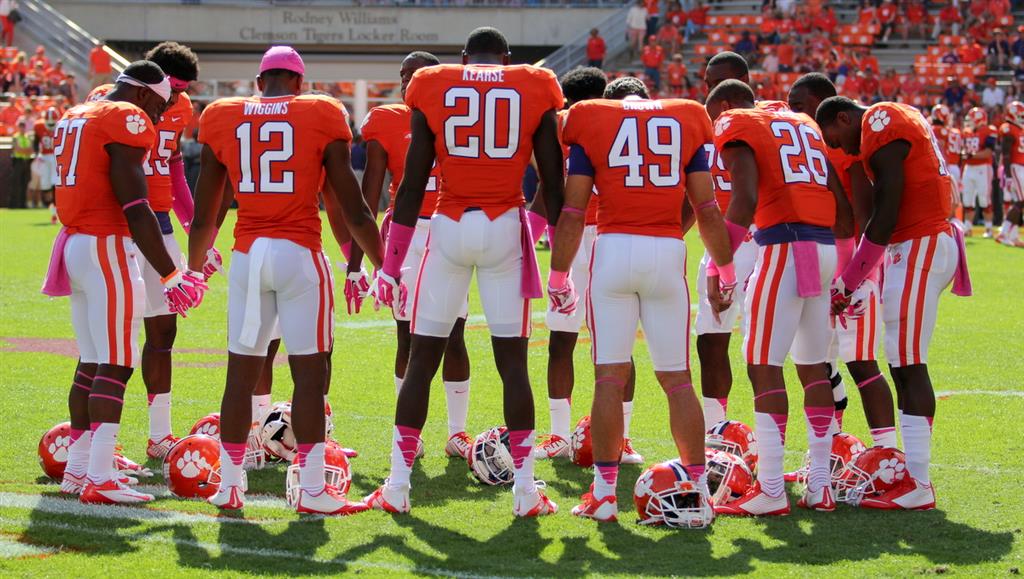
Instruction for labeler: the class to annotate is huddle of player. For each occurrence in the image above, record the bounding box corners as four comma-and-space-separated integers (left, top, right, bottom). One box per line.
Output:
41, 27, 972, 524
928, 101, 1024, 247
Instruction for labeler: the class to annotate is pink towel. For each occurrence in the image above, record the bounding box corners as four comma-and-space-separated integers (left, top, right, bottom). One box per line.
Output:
41, 227, 72, 297
792, 241, 822, 298
380, 208, 393, 242
950, 223, 973, 297
519, 208, 543, 299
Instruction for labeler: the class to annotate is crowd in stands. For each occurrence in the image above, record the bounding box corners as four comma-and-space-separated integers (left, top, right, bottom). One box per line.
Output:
0, 44, 81, 136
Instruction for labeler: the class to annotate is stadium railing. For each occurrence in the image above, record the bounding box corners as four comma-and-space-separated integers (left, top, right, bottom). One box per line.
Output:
538, 3, 630, 76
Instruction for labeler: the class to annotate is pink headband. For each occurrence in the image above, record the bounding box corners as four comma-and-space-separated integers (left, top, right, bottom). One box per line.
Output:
168, 76, 190, 91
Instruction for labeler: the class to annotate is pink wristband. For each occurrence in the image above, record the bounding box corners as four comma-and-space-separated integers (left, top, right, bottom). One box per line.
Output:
382, 223, 415, 278
696, 199, 719, 211
562, 206, 585, 215
835, 237, 855, 277
724, 220, 747, 253
122, 198, 148, 211
549, 270, 569, 289
706, 261, 719, 276
840, 237, 886, 290
718, 262, 736, 285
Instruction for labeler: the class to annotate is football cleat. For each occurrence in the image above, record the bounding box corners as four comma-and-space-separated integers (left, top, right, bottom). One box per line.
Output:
285, 440, 351, 507
620, 438, 644, 465
859, 477, 935, 511
80, 479, 154, 504
445, 431, 473, 459
798, 484, 837, 512
208, 484, 245, 510
532, 434, 571, 459
340, 447, 359, 458
114, 452, 153, 478
146, 434, 180, 460
634, 460, 715, 528
513, 484, 558, 517
572, 484, 618, 522
296, 485, 369, 516
714, 482, 790, 516
60, 472, 86, 495
364, 480, 411, 514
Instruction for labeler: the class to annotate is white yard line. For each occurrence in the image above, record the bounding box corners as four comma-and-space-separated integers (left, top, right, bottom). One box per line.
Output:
936, 390, 1024, 398
0, 515, 508, 578
0, 534, 56, 559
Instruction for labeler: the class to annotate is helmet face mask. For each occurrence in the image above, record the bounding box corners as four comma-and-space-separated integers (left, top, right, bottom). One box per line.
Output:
634, 460, 714, 529
469, 427, 514, 485
834, 446, 908, 505
260, 402, 297, 462
705, 448, 753, 505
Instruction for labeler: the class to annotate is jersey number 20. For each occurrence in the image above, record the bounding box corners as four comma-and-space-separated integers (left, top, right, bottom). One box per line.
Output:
443, 88, 520, 159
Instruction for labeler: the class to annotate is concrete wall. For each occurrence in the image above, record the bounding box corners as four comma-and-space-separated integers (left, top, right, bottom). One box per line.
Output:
49, 2, 617, 49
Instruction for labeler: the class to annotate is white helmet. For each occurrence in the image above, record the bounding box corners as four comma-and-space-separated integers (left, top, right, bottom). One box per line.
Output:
633, 459, 715, 529
260, 402, 297, 462
467, 427, 514, 486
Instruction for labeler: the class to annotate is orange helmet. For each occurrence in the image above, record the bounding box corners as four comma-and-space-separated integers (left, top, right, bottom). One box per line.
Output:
43, 106, 60, 129
467, 426, 513, 485
1007, 101, 1024, 125
634, 460, 714, 528
705, 448, 753, 506
570, 415, 594, 468
705, 420, 758, 473
38, 422, 73, 481
930, 103, 951, 125
163, 434, 224, 499
189, 412, 220, 439
965, 106, 987, 130
834, 446, 908, 505
794, 432, 867, 485
285, 440, 352, 506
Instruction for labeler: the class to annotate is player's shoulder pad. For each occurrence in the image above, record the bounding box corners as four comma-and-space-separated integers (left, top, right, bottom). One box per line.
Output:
360, 103, 407, 133
86, 83, 114, 103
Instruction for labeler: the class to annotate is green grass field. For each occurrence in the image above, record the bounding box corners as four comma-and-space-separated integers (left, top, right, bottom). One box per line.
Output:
0, 208, 1022, 577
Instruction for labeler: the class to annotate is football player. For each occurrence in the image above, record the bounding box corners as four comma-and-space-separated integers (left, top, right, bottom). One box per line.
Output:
187, 46, 384, 514
364, 27, 565, 516
695, 51, 787, 428
787, 73, 897, 449
354, 51, 475, 459
31, 107, 58, 210
817, 95, 970, 510
998, 101, 1024, 247
706, 80, 854, 515
44, 61, 202, 503
532, 67, 644, 465
961, 106, 996, 237
87, 42, 208, 459
929, 104, 963, 231
556, 76, 734, 523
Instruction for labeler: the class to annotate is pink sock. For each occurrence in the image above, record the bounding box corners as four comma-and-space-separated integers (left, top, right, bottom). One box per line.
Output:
388, 425, 422, 488
297, 442, 326, 494
593, 461, 618, 499
507, 429, 537, 492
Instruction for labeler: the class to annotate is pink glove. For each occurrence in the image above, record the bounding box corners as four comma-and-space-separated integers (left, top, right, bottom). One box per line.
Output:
829, 277, 853, 327
717, 261, 737, 302
371, 270, 408, 317
162, 269, 208, 317
841, 279, 878, 322
202, 247, 223, 279
344, 268, 371, 314
547, 270, 578, 315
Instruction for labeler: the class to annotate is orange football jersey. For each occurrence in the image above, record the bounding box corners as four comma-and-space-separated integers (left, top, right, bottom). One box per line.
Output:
999, 122, 1024, 165
33, 120, 55, 155
713, 107, 835, 230
55, 100, 157, 236
859, 102, 952, 244
962, 124, 995, 166
89, 84, 194, 211
359, 103, 441, 217
562, 97, 712, 239
827, 146, 860, 204
557, 108, 598, 225
199, 94, 352, 252
931, 125, 962, 168
404, 63, 564, 220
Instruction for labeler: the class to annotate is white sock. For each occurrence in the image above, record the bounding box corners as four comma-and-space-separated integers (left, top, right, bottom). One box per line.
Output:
805, 408, 835, 492
900, 412, 933, 484
251, 394, 271, 423
388, 425, 421, 488
509, 429, 537, 494
148, 392, 172, 441
985, 220, 993, 231
444, 379, 470, 435
702, 397, 726, 428
298, 442, 326, 494
394, 375, 403, 396
754, 411, 787, 497
65, 431, 92, 478
548, 398, 571, 440
219, 443, 245, 488
622, 401, 634, 438
870, 427, 899, 448
87, 423, 119, 484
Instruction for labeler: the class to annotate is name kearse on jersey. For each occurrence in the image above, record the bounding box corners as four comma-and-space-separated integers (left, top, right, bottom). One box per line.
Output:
462, 68, 505, 83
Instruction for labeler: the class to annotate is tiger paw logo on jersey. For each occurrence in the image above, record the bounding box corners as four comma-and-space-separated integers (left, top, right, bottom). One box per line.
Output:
48, 435, 71, 462
176, 449, 213, 479
868, 110, 891, 133
892, 252, 902, 265
125, 114, 147, 135
714, 116, 732, 137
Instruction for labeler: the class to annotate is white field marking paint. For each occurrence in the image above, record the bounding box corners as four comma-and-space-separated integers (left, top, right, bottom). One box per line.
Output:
935, 390, 1024, 398
0, 493, 289, 526
0, 516, 510, 579
134, 486, 291, 509
0, 534, 57, 558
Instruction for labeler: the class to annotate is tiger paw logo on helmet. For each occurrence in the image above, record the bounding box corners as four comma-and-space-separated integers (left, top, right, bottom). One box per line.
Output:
125, 113, 147, 135
176, 449, 213, 479
48, 435, 71, 462
714, 116, 732, 137
868, 110, 891, 132
875, 457, 906, 484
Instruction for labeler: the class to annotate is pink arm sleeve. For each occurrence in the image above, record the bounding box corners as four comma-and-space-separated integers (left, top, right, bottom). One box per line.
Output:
170, 156, 194, 234
382, 223, 414, 279
840, 237, 886, 290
